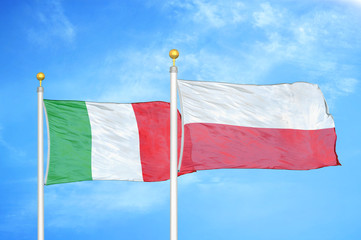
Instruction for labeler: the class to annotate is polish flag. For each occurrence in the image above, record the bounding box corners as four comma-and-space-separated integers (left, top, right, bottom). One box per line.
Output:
178, 80, 340, 171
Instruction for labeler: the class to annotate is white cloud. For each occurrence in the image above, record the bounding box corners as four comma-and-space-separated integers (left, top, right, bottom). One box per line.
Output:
93, 47, 171, 103
253, 2, 283, 28
1, 179, 169, 231
164, 0, 246, 28
293, 26, 316, 45
45, 181, 168, 228
46, 1, 360, 109
168, 1, 360, 103
333, 0, 361, 7
246, 3, 361, 94
317, 74, 358, 100
27, 0, 75, 45
319, 77, 359, 109
181, 50, 252, 83
192, 0, 245, 27
337, 78, 358, 93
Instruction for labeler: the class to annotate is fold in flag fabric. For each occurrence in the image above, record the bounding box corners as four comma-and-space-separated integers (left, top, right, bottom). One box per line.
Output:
44, 100, 194, 185
178, 80, 340, 171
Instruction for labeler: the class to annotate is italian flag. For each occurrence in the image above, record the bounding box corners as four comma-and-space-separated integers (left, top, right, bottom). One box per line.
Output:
44, 100, 193, 185
177, 80, 340, 172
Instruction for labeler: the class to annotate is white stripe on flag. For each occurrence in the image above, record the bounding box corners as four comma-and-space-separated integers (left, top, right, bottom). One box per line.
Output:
177, 80, 335, 130
86, 102, 143, 181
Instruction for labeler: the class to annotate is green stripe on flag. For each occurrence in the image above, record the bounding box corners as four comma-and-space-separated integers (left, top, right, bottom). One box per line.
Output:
44, 100, 92, 185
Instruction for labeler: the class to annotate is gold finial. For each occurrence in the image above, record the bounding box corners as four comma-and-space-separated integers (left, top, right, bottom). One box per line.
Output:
169, 49, 179, 66
36, 72, 45, 87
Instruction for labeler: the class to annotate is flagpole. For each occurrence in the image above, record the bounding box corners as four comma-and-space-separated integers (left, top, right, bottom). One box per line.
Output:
37, 72, 45, 240
169, 49, 179, 240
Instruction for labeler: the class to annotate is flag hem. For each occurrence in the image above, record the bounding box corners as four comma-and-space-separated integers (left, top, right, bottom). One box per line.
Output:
43, 100, 51, 185
177, 79, 185, 171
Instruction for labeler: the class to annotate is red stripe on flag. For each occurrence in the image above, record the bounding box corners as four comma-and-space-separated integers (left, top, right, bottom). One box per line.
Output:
132, 102, 195, 182
181, 123, 340, 171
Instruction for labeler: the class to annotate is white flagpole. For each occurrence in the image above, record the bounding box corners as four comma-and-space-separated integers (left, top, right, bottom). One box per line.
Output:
37, 72, 45, 240
169, 49, 179, 240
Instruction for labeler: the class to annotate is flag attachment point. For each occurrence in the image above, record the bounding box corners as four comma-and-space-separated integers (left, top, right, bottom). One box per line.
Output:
169, 49, 179, 66
36, 72, 45, 86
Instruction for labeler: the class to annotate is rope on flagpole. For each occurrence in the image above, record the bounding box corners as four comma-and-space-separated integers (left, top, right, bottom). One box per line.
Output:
37, 72, 45, 240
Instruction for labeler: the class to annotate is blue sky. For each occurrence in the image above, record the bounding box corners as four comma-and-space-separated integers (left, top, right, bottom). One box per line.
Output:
1, 0, 361, 239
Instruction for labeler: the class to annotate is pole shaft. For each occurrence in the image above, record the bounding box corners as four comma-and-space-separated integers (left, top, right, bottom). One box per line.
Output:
170, 66, 178, 240
37, 87, 44, 240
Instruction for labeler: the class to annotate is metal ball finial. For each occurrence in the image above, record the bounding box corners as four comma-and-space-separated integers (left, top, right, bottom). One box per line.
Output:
169, 49, 179, 66
169, 49, 179, 59
37, 72, 45, 87
37, 72, 45, 81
